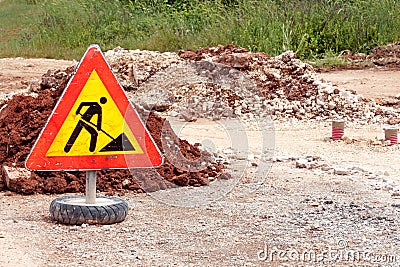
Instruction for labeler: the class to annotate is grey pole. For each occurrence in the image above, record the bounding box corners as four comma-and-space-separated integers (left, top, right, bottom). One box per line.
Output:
86, 171, 96, 204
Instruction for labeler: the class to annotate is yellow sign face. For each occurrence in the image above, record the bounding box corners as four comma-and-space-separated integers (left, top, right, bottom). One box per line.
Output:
46, 70, 143, 156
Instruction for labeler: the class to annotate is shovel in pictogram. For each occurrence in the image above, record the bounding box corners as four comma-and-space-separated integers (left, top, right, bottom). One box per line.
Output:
77, 112, 136, 152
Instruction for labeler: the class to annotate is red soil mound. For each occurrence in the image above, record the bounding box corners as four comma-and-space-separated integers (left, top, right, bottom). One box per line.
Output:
0, 67, 225, 194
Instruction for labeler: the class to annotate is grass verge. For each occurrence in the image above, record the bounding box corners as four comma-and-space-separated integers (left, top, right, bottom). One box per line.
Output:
1, 0, 400, 63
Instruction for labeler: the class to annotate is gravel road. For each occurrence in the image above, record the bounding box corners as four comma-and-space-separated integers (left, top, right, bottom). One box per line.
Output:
0, 58, 399, 266
1, 120, 400, 266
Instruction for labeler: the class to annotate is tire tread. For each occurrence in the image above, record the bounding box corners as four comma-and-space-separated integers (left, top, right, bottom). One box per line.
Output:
49, 196, 128, 225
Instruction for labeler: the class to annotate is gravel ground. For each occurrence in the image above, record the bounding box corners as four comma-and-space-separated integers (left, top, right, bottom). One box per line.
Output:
1, 51, 400, 266
1, 120, 399, 267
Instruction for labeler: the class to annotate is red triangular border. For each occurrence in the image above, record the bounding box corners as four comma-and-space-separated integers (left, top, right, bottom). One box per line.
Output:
25, 45, 163, 171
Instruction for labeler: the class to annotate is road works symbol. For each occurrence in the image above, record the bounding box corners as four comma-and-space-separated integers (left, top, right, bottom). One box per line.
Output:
63, 96, 135, 154
64, 97, 110, 153
25, 44, 163, 171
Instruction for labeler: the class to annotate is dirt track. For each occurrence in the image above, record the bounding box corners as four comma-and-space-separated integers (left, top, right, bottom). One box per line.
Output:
0, 58, 400, 266
0, 58, 75, 96
319, 68, 400, 99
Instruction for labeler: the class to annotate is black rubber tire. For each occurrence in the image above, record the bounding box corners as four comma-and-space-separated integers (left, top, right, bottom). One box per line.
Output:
49, 196, 128, 225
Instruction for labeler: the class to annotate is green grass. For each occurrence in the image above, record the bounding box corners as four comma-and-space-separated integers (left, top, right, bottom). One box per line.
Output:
0, 0, 41, 57
306, 51, 349, 69
1, 0, 400, 62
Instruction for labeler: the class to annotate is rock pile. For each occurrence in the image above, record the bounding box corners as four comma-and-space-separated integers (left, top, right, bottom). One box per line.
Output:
104, 47, 183, 90
177, 46, 400, 123
130, 60, 267, 123
363, 41, 400, 67
285, 153, 400, 195
102, 45, 400, 124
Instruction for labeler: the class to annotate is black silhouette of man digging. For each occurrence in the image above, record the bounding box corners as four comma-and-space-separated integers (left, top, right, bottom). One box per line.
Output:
64, 97, 107, 153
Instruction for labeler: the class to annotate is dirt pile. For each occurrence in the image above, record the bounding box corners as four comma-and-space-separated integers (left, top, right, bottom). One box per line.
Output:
331, 41, 400, 69
130, 59, 267, 123
179, 46, 400, 123
179, 45, 318, 102
104, 45, 400, 124
367, 42, 400, 67
104, 47, 183, 90
338, 41, 400, 68
0, 67, 225, 194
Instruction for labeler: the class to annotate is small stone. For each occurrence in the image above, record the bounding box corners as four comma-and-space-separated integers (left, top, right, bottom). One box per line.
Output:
274, 155, 288, 162
342, 136, 353, 144
323, 137, 332, 142
223, 148, 234, 154
295, 158, 308, 168
392, 186, 400, 192
321, 165, 332, 171
2, 166, 31, 188
305, 155, 315, 162
367, 175, 379, 180
384, 185, 394, 191
350, 166, 365, 173
372, 140, 382, 146
384, 171, 390, 176
235, 153, 247, 160
181, 112, 197, 122
334, 167, 349, 175
220, 173, 232, 180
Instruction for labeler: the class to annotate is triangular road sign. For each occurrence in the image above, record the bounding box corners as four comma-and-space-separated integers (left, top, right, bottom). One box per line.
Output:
25, 44, 163, 171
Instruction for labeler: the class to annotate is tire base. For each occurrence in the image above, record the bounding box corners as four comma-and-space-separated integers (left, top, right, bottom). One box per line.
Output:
49, 196, 128, 225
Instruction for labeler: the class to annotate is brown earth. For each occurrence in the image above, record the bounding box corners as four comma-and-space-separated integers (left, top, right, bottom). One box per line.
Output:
318, 68, 400, 100
0, 65, 225, 195
317, 42, 400, 101
180, 44, 400, 102
0, 58, 76, 96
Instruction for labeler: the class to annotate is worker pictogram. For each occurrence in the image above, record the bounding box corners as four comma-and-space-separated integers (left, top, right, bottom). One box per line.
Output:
25, 45, 163, 171
65, 97, 108, 153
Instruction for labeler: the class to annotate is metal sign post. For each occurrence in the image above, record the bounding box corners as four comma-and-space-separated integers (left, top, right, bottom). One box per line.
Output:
86, 171, 97, 204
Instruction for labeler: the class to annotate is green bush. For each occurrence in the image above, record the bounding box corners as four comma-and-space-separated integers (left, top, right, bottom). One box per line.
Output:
3, 0, 400, 59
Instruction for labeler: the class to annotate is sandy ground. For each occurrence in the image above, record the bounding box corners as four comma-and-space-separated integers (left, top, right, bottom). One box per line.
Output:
318, 68, 400, 99
0, 59, 400, 266
0, 58, 75, 95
